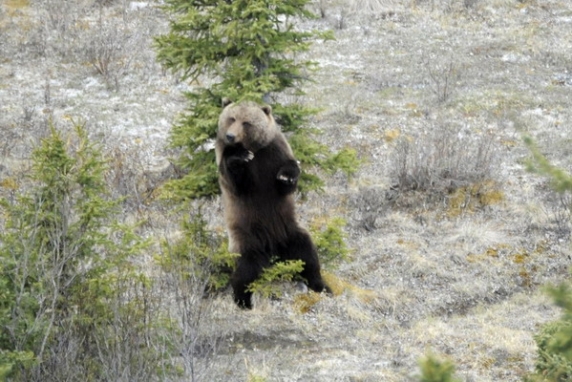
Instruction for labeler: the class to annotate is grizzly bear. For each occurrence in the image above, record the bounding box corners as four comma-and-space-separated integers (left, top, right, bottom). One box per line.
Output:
215, 99, 328, 309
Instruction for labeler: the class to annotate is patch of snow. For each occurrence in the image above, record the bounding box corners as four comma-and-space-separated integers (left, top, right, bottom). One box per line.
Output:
501, 53, 530, 64
129, 2, 149, 11
556, 16, 572, 23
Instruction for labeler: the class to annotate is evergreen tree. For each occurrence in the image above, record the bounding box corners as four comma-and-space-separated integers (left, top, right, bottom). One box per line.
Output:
155, 0, 358, 200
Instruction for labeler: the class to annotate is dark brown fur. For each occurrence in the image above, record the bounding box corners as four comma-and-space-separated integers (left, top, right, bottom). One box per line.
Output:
216, 100, 328, 309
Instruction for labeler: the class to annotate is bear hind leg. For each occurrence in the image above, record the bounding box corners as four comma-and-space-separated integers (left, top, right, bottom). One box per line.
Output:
282, 229, 329, 294
231, 255, 266, 309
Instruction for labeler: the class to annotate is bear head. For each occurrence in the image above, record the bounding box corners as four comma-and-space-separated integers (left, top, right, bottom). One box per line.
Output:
217, 99, 278, 153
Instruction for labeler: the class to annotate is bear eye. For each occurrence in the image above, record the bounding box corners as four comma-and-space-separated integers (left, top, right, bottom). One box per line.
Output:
243, 122, 252, 128
227, 117, 236, 124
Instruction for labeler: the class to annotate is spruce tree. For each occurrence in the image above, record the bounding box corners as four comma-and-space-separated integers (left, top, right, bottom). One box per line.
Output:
155, 0, 358, 200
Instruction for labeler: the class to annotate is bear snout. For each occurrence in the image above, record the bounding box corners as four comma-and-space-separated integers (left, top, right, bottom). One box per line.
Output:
226, 133, 236, 143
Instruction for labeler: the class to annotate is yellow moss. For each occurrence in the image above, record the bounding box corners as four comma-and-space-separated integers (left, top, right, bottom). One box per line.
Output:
322, 272, 346, 296
519, 268, 532, 288
383, 128, 400, 142
74, 20, 91, 31
446, 182, 504, 217
352, 288, 378, 305
5, 0, 29, 9
447, 188, 468, 216
466, 253, 489, 263
533, 240, 548, 254
466, 253, 479, 263
485, 248, 498, 257
481, 357, 495, 369
507, 355, 524, 364
512, 253, 528, 264
396, 238, 421, 250
293, 292, 322, 314
322, 272, 377, 304
466, 247, 501, 264
501, 139, 517, 148
293, 272, 378, 314
0, 178, 18, 190
479, 189, 504, 205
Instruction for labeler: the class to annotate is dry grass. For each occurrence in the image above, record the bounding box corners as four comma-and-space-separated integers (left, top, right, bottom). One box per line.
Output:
2, 0, 572, 380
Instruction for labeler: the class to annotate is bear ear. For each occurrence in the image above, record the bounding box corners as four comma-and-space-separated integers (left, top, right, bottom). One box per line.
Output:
222, 98, 233, 108
261, 105, 272, 116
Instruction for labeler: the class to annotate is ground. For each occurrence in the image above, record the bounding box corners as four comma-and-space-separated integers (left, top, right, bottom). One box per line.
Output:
1, 0, 572, 381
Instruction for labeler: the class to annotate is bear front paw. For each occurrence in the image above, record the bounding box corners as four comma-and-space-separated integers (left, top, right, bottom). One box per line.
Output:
277, 173, 296, 185
244, 150, 254, 161
227, 150, 255, 168
276, 160, 300, 189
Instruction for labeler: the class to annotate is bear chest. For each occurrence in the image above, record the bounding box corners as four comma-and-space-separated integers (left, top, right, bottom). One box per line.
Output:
243, 147, 284, 194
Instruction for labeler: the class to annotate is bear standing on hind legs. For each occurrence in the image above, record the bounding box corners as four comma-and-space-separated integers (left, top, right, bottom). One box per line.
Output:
215, 99, 329, 309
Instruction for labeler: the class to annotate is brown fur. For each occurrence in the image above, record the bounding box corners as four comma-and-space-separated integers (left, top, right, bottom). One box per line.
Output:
216, 100, 328, 309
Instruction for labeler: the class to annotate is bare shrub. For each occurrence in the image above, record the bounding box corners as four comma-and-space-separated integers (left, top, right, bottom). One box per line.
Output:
105, 144, 150, 208
525, 137, 572, 238
543, 189, 572, 238
320, 0, 400, 29
156, 211, 235, 381
347, 0, 393, 13
389, 123, 498, 200
32, 0, 91, 57
87, 21, 123, 79
464, 0, 480, 9
334, 7, 348, 30
157, 273, 223, 382
315, 0, 329, 18
30, 0, 156, 88
38, 0, 79, 38
425, 60, 460, 103
81, 6, 149, 89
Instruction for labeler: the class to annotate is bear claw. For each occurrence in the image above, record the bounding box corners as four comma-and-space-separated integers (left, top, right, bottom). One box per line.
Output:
277, 174, 294, 184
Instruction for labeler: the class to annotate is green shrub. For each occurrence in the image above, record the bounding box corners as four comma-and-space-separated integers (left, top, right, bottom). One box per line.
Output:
530, 321, 572, 381
157, 209, 238, 293
0, 123, 165, 381
310, 217, 350, 269
525, 137, 572, 381
155, 210, 238, 380
247, 260, 305, 299
524, 136, 572, 194
418, 354, 461, 382
526, 283, 572, 382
